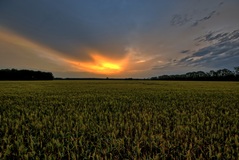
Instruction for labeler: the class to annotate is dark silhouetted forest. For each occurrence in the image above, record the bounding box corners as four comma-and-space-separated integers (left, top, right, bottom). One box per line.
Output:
0, 69, 54, 80
151, 66, 239, 81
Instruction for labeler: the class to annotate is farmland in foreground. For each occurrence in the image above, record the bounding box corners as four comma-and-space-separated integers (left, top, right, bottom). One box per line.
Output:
0, 80, 239, 159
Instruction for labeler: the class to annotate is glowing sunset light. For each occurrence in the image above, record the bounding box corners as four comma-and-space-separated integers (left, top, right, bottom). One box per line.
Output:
67, 53, 128, 75
101, 63, 121, 70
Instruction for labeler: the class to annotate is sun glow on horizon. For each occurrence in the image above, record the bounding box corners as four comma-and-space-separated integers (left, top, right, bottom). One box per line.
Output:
0, 27, 130, 75
67, 52, 128, 75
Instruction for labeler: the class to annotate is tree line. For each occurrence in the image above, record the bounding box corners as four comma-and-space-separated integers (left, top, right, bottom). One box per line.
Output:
151, 67, 239, 81
0, 69, 54, 80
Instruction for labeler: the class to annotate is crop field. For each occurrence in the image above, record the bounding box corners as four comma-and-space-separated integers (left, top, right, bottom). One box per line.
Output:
0, 80, 239, 159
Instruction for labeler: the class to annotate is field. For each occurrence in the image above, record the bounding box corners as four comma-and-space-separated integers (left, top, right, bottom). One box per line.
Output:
0, 80, 239, 159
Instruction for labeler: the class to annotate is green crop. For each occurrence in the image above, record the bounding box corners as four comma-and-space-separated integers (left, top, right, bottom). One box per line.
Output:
0, 80, 239, 159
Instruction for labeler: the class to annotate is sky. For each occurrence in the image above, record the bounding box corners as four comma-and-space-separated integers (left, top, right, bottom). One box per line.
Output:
0, 0, 239, 78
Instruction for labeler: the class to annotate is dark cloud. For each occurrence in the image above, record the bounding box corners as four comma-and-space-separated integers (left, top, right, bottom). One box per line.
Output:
191, 11, 216, 27
195, 30, 239, 43
180, 50, 190, 54
171, 10, 217, 27
170, 14, 192, 26
219, 1, 224, 6
178, 30, 239, 68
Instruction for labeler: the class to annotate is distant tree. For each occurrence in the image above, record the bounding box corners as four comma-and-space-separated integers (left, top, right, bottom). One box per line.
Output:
152, 67, 238, 81
217, 68, 235, 80
0, 69, 54, 80
234, 66, 239, 76
150, 77, 158, 80
223, 69, 233, 76
209, 70, 217, 77
185, 72, 195, 79
158, 75, 170, 80
196, 71, 206, 77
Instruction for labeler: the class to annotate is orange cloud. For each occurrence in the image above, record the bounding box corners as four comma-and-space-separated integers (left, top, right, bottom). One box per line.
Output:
66, 50, 129, 75
0, 27, 129, 75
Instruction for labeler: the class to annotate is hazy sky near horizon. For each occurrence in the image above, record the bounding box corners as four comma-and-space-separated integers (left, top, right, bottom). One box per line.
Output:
0, 0, 239, 78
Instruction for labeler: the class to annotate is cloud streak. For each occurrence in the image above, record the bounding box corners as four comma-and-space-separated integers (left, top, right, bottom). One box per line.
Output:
0, 27, 69, 68
191, 11, 217, 27
178, 30, 239, 69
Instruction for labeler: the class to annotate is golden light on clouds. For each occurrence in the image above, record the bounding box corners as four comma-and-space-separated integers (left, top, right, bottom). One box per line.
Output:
0, 27, 129, 75
0, 28, 77, 74
67, 51, 129, 75
0, 27, 68, 66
